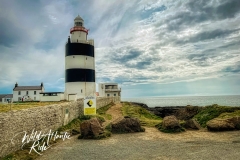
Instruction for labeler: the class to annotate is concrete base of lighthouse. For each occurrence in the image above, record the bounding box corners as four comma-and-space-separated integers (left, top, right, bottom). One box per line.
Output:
65, 82, 96, 99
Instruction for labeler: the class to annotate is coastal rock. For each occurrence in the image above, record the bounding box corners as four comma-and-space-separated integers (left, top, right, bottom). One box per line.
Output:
175, 105, 200, 120
184, 119, 201, 130
162, 115, 181, 130
80, 118, 104, 138
207, 116, 240, 131
112, 117, 144, 133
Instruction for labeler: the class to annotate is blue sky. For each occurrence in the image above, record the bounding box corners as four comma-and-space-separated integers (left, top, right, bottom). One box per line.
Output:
0, 0, 240, 98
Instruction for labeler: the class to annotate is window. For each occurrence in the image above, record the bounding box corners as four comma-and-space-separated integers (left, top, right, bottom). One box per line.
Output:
107, 94, 110, 97
81, 89, 82, 93
75, 22, 82, 26
34, 91, 36, 95
73, 56, 75, 58
114, 94, 116, 96
34, 97, 36, 100
18, 91, 21, 95
18, 97, 22, 101
26, 91, 28, 95
86, 57, 87, 60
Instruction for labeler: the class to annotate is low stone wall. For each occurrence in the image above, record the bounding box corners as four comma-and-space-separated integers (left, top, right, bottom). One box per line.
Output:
0, 96, 120, 158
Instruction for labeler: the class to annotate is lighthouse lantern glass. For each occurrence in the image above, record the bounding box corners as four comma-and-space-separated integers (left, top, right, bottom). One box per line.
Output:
75, 22, 82, 26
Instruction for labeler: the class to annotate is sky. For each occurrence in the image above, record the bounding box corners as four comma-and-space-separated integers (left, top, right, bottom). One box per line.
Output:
0, 0, 240, 98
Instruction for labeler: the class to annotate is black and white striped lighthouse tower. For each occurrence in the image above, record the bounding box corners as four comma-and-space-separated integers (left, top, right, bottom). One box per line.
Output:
65, 15, 95, 99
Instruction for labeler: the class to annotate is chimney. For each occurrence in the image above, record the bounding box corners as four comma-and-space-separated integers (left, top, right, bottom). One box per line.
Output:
41, 82, 43, 87
15, 82, 18, 88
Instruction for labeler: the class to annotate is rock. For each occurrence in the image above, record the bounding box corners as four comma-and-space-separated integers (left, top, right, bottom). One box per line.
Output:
207, 116, 240, 131
162, 115, 181, 130
112, 117, 144, 133
80, 118, 104, 138
175, 106, 199, 120
184, 119, 201, 130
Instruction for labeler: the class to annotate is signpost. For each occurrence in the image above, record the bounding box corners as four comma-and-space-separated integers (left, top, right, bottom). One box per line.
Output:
84, 96, 96, 115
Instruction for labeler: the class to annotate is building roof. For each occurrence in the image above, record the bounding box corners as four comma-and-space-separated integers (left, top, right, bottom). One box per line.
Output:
74, 15, 83, 21
13, 86, 43, 91
0, 94, 13, 99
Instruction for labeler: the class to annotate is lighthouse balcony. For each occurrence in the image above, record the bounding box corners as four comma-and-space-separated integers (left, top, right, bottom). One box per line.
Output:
70, 26, 88, 34
105, 88, 121, 92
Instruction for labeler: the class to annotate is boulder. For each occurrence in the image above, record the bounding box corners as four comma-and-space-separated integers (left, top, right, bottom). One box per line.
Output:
175, 106, 199, 120
162, 115, 181, 130
207, 116, 240, 131
184, 119, 201, 130
112, 117, 144, 133
80, 118, 104, 138
156, 115, 184, 133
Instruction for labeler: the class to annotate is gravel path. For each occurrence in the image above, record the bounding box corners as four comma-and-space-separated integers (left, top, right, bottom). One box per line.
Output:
37, 103, 240, 160
37, 128, 240, 160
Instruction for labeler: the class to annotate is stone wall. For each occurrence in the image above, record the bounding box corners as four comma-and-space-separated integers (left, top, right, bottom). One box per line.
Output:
0, 96, 120, 158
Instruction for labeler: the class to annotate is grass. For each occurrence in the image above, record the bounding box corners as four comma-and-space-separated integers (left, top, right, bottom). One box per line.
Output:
96, 102, 114, 120
121, 102, 162, 127
193, 104, 240, 128
1, 103, 116, 160
218, 110, 240, 119
0, 101, 68, 113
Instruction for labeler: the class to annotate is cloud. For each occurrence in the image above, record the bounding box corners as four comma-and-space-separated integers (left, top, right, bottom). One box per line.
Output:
0, 0, 239, 96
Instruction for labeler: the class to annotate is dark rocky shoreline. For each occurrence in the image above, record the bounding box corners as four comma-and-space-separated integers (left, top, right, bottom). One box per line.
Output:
129, 102, 199, 119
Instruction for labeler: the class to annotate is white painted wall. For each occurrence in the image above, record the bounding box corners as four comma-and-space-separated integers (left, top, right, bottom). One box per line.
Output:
71, 31, 87, 42
13, 89, 43, 102
68, 94, 77, 101
105, 92, 119, 97
65, 56, 94, 70
65, 82, 95, 99
40, 95, 60, 102
98, 83, 121, 97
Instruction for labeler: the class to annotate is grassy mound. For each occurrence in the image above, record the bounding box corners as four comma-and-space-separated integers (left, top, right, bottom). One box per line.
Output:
121, 102, 162, 127
96, 102, 114, 120
194, 104, 240, 128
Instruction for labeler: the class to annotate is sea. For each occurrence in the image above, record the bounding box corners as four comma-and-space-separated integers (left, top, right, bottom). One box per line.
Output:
121, 95, 240, 108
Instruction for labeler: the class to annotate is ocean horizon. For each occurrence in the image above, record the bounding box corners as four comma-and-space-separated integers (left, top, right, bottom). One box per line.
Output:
121, 95, 240, 108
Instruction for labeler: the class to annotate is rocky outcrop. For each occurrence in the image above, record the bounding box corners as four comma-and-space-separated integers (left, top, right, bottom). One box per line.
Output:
80, 118, 104, 138
130, 102, 199, 120
162, 115, 181, 130
206, 116, 240, 131
111, 117, 145, 133
148, 106, 186, 118
184, 119, 201, 130
175, 106, 200, 120
156, 115, 184, 133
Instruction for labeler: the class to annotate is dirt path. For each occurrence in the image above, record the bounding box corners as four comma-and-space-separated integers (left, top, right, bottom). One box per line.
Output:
102, 102, 123, 127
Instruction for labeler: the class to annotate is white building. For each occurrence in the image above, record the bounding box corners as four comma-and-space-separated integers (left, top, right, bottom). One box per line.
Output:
65, 15, 96, 100
13, 82, 44, 102
98, 83, 121, 97
0, 94, 13, 103
39, 92, 65, 102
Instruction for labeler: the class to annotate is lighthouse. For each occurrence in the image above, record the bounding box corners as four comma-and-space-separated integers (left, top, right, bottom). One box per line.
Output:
65, 15, 95, 99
